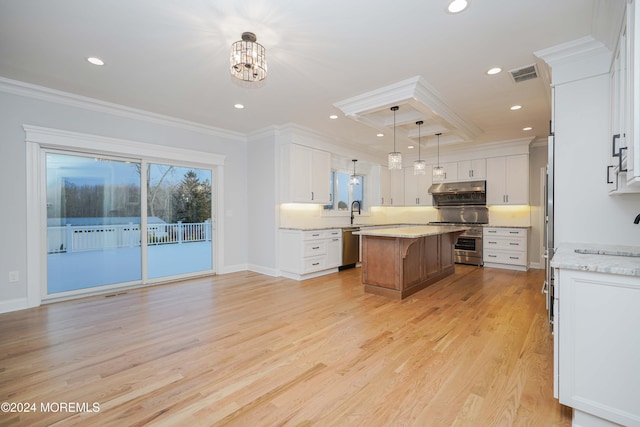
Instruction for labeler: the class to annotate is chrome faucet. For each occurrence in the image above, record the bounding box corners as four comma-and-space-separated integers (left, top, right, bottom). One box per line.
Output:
350, 200, 361, 225
634, 213, 640, 224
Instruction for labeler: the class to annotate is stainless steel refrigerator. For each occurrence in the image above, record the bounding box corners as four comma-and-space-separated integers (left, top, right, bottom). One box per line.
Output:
543, 133, 555, 330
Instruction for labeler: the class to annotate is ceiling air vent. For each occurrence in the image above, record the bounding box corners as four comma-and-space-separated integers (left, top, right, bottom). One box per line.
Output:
509, 64, 538, 83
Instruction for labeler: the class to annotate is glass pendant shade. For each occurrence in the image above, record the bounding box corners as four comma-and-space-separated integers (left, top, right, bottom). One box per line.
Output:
230, 32, 267, 82
388, 152, 402, 170
432, 165, 445, 179
349, 159, 360, 185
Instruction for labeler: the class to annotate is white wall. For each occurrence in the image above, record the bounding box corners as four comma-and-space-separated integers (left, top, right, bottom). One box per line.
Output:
0, 86, 248, 310
247, 131, 277, 275
554, 74, 640, 245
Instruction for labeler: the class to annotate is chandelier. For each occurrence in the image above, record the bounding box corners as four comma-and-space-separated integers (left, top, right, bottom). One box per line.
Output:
230, 32, 267, 83
388, 106, 402, 170
414, 121, 426, 175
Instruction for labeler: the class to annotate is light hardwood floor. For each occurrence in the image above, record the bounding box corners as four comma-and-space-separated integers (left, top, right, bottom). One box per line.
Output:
0, 265, 571, 426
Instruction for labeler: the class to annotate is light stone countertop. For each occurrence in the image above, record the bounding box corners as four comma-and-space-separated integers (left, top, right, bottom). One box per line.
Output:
279, 223, 422, 231
550, 243, 640, 277
279, 223, 530, 232
354, 225, 468, 238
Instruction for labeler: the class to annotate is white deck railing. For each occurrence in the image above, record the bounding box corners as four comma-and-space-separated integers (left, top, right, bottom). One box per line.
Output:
47, 221, 211, 254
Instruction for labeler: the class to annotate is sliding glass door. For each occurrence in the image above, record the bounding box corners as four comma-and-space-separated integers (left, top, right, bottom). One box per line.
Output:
46, 152, 142, 294
45, 152, 215, 297
147, 163, 213, 279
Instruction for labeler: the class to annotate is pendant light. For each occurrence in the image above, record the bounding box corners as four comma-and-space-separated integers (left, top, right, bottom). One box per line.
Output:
388, 106, 402, 170
433, 132, 444, 179
413, 121, 426, 175
349, 159, 360, 185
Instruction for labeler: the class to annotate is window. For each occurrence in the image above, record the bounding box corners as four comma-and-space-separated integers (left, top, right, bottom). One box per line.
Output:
324, 169, 365, 212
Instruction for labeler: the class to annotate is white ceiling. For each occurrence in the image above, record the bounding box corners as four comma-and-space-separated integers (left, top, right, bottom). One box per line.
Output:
0, 0, 624, 160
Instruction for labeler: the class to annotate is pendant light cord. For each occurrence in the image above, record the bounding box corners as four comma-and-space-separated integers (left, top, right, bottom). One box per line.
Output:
418, 123, 421, 160
393, 108, 396, 152
436, 133, 441, 167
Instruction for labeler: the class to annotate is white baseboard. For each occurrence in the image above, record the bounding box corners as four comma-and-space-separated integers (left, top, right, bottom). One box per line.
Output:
483, 262, 528, 272
248, 264, 279, 277
279, 268, 339, 281
0, 297, 31, 314
218, 264, 249, 275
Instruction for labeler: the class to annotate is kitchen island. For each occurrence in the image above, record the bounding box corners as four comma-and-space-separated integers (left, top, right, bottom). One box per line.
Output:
357, 225, 467, 299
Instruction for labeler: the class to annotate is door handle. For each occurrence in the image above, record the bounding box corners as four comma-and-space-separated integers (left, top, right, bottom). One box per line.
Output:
619, 147, 628, 172
612, 134, 621, 157
607, 165, 615, 184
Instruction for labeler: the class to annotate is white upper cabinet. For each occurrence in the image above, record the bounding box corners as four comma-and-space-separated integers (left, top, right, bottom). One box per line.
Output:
458, 159, 486, 181
486, 154, 529, 205
281, 144, 331, 204
609, 0, 640, 193
432, 161, 458, 183
379, 165, 390, 205
404, 166, 433, 206
378, 165, 405, 206
389, 168, 405, 205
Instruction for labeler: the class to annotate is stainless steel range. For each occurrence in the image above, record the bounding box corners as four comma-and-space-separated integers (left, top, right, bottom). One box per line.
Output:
428, 181, 488, 266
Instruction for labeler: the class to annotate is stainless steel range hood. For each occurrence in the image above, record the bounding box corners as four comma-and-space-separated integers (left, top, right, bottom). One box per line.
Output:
428, 180, 486, 195
429, 180, 486, 206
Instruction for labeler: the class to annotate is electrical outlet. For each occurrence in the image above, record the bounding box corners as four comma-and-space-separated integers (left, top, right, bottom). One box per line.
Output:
9, 271, 19, 283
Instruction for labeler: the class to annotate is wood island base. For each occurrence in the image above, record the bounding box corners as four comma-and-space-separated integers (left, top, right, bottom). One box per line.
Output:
359, 227, 463, 300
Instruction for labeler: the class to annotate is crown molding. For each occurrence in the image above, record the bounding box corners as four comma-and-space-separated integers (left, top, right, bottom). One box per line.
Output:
534, 36, 612, 85
0, 77, 246, 142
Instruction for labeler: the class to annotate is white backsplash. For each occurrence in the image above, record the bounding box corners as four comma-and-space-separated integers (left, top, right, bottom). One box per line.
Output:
487, 205, 531, 227
279, 204, 439, 228
279, 204, 531, 229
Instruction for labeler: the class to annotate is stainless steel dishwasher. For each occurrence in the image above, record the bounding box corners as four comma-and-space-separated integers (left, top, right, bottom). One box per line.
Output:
340, 227, 360, 269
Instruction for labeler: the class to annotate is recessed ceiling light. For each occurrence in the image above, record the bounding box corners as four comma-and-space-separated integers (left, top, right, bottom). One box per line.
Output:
487, 67, 502, 75
329, 114, 338, 120
523, 126, 533, 131
510, 105, 522, 111
408, 145, 415, 149
87, 57, 104, 66
234, 103, 244, 109
447, 0, 469, 13
377, 133, 384, 137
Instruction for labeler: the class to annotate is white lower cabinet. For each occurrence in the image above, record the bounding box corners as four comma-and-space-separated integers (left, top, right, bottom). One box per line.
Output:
482, 227, 528, 271
555, 268, 640, 426
279, 229, 342, 280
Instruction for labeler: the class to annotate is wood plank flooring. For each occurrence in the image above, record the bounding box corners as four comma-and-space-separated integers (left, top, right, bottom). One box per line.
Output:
0, 265, 572, 426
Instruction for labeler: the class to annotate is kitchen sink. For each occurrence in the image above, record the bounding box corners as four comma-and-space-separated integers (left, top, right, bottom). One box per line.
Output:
574, 248, 640, 257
